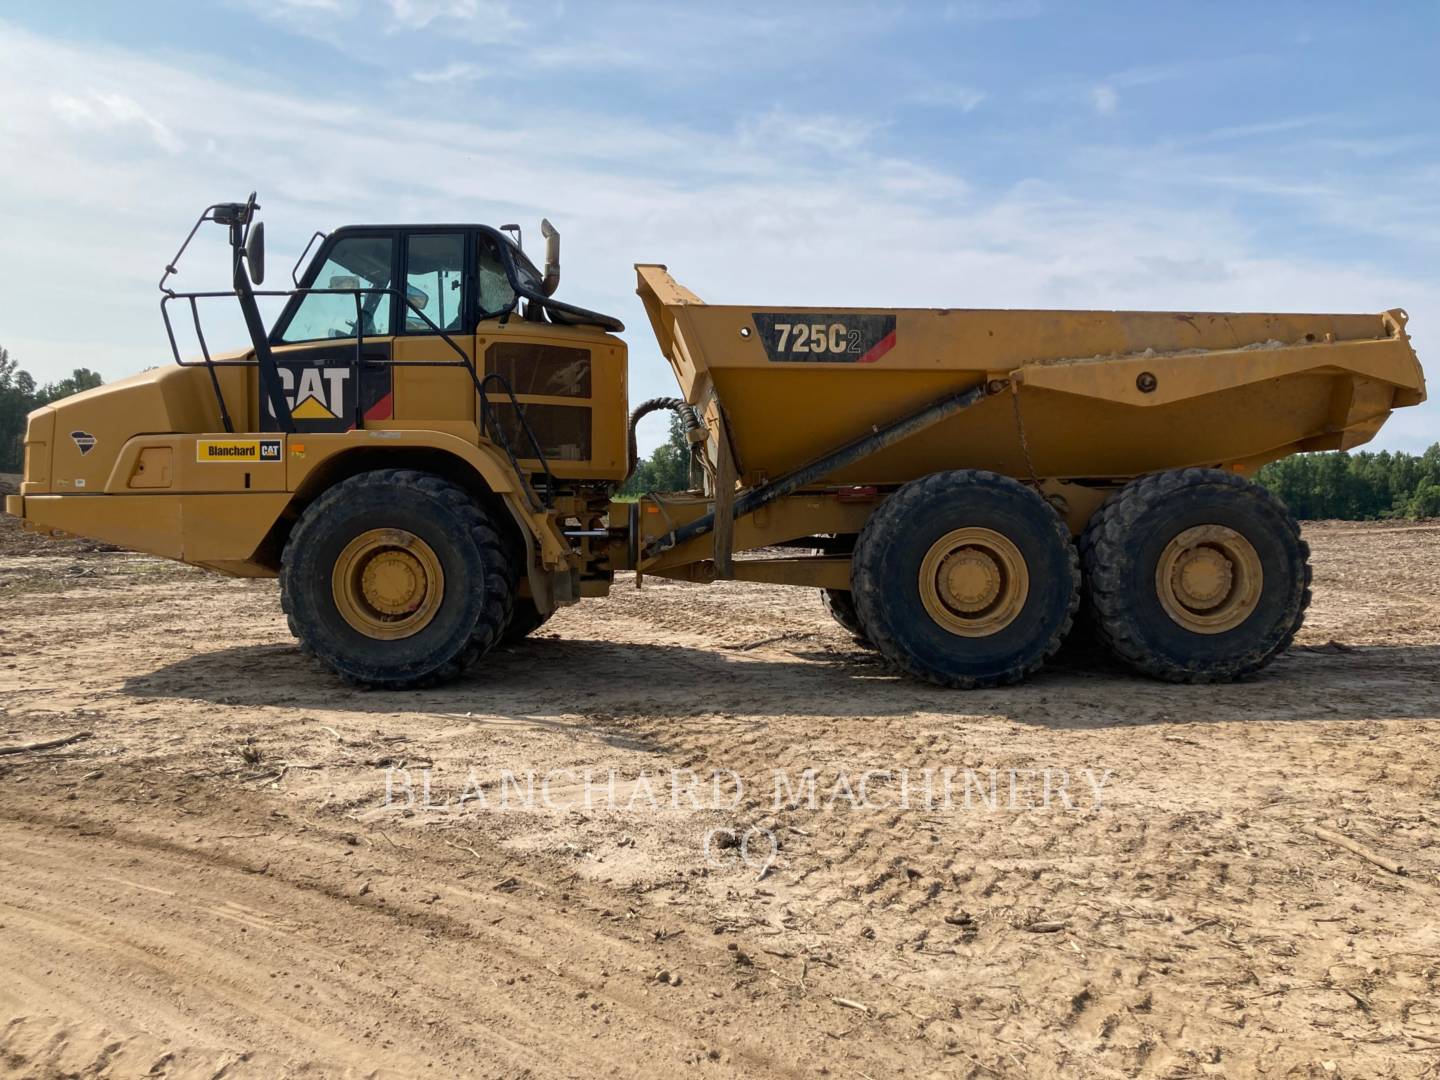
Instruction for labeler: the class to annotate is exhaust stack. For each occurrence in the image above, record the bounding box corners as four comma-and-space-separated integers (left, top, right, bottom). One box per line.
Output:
540, 218, 560, 296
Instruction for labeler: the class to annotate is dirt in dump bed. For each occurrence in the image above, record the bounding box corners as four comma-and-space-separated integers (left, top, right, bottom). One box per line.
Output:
0, 521, 1438, 1078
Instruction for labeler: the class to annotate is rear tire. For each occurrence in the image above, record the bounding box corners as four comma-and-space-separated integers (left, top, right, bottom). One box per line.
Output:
280, 469, 514, 688
819, 588, 872, 646
813, 535, 872, 647
851, 470, 1079, 688
1080, 468, 1310, 682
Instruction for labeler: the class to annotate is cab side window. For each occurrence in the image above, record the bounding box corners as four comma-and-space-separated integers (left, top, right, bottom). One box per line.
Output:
477, 234, 517, 317
403, 233, 467, 333
279, 235, 394, 343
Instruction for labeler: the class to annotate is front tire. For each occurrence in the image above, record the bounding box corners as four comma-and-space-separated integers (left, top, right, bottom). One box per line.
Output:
851, 470, 1079, 688
280, 469, 514, 688
1080, 468, 1310, 682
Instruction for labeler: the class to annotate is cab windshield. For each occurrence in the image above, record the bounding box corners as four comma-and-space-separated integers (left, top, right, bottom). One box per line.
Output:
279, 234, 393, 343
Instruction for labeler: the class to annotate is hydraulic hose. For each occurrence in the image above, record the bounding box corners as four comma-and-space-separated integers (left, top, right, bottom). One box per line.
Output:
626, 396, 701, 483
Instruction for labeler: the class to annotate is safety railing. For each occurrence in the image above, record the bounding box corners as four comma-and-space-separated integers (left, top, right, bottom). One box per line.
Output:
158, 286, 558, 510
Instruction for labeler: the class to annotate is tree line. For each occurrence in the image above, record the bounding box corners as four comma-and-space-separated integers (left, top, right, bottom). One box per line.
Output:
1, 345, 104, 472
618, 412, 691, 496
1255, 444, 1440, 520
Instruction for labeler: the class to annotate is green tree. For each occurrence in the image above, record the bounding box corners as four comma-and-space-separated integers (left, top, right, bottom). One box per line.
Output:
0, 349, 106, 472
1407, 478, 1440, 518
1256, 444, 1440, 521
38, 368, 104, 404
0, 346, 32, 472
619, 413, 692, 496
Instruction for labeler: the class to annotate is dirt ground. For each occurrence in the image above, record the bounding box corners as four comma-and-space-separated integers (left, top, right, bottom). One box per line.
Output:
1, 493, 1438, 1078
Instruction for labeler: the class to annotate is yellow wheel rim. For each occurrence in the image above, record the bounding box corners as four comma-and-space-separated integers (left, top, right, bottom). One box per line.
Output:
332, 528, 444, 640
1155, 524, 1263, 634
918, 527, 1029, 638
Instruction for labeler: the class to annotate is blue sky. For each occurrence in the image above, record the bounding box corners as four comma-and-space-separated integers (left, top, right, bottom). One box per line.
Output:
0, 0, 1435, 453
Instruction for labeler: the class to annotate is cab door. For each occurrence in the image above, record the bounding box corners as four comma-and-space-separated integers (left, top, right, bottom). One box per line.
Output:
265, 230, 398, 433
387, 231, 479, 437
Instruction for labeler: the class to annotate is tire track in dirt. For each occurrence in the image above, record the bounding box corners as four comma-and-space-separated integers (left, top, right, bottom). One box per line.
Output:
2, 522, 1440, 1076
0, 790, 932, 1079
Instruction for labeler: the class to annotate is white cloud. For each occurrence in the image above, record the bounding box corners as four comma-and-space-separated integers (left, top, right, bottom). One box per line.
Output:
1053, 61, 1215, 120
411, 61, 482, 84
905, 83, 987, 112
235, 0, 521, 48
386, 0, 468, 25
49, 91, 184, 154
943, 0, 1044, 21
385, 0, 516, 32
524, 40, 651, 71
0, 21, 1434, 455
737, 108, 883, 158
1091, 84, 1118, 116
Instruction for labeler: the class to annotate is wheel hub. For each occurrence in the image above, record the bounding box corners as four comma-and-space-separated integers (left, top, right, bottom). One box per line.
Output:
362, 549, 428, 615
1155, 525, 1263, 634
939, 550, 1003, 612
919, 527, 1029, 638
1174, 547, 1233, 609
332, 528, 445, 640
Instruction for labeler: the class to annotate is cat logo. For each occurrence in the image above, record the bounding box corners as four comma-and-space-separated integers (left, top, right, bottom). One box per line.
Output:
267, 366, 351, 422
262, 355, 392, 433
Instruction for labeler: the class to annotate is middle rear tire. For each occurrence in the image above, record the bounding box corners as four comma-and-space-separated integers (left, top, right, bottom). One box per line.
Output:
851, 470, 1079, 688
820, 587, 871, 645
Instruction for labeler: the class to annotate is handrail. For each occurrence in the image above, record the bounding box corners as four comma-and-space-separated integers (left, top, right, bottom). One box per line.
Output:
159, 284, 557, 509
475, 371, 557, 511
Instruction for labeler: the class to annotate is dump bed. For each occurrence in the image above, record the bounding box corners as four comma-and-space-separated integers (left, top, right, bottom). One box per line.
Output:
636, 265, 1426, 485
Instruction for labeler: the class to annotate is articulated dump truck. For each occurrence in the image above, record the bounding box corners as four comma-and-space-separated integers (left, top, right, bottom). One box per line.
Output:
6, 196, 1426, 689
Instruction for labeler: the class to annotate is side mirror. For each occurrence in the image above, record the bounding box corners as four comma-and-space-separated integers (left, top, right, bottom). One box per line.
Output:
245, 221, 265, 285
406, 284, 429, 312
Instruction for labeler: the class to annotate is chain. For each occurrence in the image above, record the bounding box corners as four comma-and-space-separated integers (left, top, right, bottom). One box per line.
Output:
1009, 380, 1042, 489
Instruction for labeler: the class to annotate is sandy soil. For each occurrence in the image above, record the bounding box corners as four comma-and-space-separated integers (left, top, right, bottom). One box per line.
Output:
1, 503, 1438, 1078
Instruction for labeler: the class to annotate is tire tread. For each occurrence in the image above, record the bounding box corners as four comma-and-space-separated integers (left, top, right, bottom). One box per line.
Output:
1079, 467, 1309, 683
280, 469, 514, 689
851, 470, 1079, 688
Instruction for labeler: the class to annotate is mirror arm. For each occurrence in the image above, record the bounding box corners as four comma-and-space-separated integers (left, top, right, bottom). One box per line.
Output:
225, 195, 291, 432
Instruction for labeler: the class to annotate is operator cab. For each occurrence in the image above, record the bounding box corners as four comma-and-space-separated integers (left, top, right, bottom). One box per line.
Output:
270, 223, 623, 347
157, 196, 629, 482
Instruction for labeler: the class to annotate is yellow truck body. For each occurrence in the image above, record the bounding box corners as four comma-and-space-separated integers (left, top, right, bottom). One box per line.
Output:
4, 199, 1427, 690
636, 265, 1425, 487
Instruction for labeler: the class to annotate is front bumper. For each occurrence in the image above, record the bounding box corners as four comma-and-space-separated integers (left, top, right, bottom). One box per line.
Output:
5, 495, 21, 519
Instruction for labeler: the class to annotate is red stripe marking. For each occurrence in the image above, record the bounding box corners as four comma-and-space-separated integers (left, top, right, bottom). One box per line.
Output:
364, 391, 394, 421
857, 330, 896, 364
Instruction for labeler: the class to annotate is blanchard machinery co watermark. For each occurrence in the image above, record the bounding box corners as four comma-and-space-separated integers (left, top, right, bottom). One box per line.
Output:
380, 765, 1115, 877
382, 765, 1114, 813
